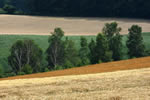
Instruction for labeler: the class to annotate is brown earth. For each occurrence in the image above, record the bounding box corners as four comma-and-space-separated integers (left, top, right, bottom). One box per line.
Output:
0, 14, 150, 35
1, 56, 150, 81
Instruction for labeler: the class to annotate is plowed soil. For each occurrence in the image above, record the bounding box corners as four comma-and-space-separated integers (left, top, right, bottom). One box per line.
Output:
1, 56, 150, 81
0, 14, 150, 35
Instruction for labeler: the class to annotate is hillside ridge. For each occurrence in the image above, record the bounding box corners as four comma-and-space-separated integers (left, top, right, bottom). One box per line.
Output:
1, 56, 150, 81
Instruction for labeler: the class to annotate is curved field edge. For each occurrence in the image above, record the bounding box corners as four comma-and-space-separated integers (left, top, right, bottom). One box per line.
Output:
0, 67, 150, 100
1, 56, 150, 81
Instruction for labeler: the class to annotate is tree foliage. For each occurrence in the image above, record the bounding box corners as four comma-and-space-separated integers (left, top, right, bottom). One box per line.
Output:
3, 4, 16, 14
22, 64, 33, 74
126, 25, 145, 58
103, 22, 123, 61
95, 33, 112, 62
0, 65, 3, 78
64, 38, 81, 68
79, 37, 90, 65
8, 39, 43, 74
89, 33, 112, 64
1, 0, 150, 19
46, 28, 65, 69
89, 39, 96, 64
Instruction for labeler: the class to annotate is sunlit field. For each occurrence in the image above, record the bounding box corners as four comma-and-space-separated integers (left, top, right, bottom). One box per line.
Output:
0, 68, 150, 100
0, 14, 150, 35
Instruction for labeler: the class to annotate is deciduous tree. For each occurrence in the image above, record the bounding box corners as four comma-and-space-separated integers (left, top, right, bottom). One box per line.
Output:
79, 37, 90, 65
102, 22, 123, 61
46, 28, 65, 69
8, 39, 43, 74
126, 25, 145, 58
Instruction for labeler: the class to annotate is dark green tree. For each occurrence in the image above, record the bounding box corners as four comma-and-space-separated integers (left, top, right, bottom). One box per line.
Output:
0, 65, 3, 78
63, 37, 81, 68
95, 33, 112, 63
22, 64, 33, 74
102, 22, 121, 40
3, 4, 16, 14
126, 25, 145, 58
111, 33, 123, 60
102, 22, 123, 61
89, 39, 96, 64
46, 28, 65, 70
8, 40, 24, 73
8, 39, 43, 74
79, 37, 90, 65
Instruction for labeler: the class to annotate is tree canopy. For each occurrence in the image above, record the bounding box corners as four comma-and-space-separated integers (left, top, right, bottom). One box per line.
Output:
0, 0, 150, 19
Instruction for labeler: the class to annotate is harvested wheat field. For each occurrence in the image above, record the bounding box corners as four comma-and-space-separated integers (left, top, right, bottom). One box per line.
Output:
0, 57, 150, 100
0, 67, 150, 100
0, 14, 150, 35
1, 56, 150, 81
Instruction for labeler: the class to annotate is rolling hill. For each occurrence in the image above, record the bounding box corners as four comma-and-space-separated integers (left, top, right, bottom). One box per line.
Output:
0, 57, 150, 100
1, 56, 150, 81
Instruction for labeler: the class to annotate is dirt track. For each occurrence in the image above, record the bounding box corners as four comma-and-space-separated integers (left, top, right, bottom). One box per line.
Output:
1, 57, 150, 81
0, 14, 150, 35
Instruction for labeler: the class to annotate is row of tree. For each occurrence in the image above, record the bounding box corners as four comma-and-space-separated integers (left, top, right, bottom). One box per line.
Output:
0, 22, 147, 78
0, 0, 150, 19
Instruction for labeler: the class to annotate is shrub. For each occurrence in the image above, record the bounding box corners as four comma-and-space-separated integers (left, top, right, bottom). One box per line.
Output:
3, 72, 16, 78
14, 10, 24, 15
44, 68, 49, 72
17, 72, 25, 75
98, 60, 103, 64
22, 64, 33, 74
0, 66, 3, 78
54, 65, 63, 70
0, 8, 6, 14
3, 4, 16, 14
63, 60, 74, 69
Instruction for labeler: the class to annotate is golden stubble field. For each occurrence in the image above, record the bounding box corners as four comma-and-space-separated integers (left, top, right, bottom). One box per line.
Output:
0, 68, 150, 100
0, 14, 150, 35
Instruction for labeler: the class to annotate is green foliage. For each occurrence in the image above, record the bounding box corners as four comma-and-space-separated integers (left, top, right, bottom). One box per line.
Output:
3, 4, 16, 14
126, 25, 146, 58
111, 34, 123, 60
44, 68, 49, 72
0, 32, 150, 78
103, 22, 123, 61
98, 60, 102, 64
46, 28, 65, 69
17, 72, 25, 75
89, 39, 96, 64
14, 10, 24, 15
22, 64, 33, 74
79, 37, 90, 65
0, 65, 4, 78
0, 8, 6, 14
3, 72, 16, 77
103, 22, 122, 40
63, 60, 74, 69
54, 65, 63, 70
145, 49, 150, 56
64, 37, 81, 67
1, 0, 150, 19
95, 33, 112, 62
8, 39, 43, 74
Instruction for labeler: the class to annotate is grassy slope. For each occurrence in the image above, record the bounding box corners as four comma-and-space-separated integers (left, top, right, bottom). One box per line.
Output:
0, 33, 150, 71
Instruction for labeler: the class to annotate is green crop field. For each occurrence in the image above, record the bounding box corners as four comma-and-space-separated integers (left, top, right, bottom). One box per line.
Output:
0, 33, 150, 71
